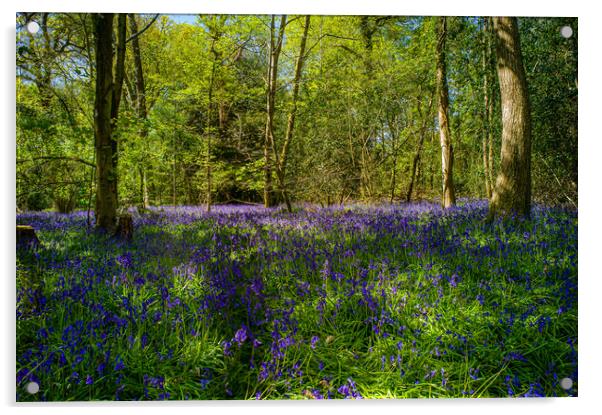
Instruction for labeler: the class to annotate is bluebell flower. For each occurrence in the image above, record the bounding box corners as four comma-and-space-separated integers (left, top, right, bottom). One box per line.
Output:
223, 340, 232, 356
114, 357, 125, 371
234, 327, 248, 346
476, 294, 485, 305
505, 352, 527, 362
522, 383, 545, 397
337, 384, 350, 396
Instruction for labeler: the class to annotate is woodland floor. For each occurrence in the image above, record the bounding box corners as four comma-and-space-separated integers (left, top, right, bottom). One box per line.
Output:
16, 200, 577, 400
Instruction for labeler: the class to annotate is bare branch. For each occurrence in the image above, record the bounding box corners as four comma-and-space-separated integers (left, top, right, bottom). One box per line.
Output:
126, 14, 160, 43
336, 44, 362, 59
17, 156, 96, 168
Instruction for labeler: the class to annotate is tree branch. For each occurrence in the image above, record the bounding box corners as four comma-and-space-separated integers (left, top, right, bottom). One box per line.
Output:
126, 14, 160, 43
336, 44, 362, 59
17, 156, 96, 168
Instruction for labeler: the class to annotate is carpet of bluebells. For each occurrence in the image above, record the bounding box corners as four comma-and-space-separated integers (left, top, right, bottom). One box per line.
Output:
16, 200, 577, 401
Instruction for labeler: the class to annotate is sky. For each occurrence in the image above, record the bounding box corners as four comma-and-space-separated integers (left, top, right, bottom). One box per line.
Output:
168, 14, 198, 25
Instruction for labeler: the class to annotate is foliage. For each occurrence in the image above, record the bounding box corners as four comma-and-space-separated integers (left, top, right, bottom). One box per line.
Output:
15, 13, 578, 401
16, 14, 578, 210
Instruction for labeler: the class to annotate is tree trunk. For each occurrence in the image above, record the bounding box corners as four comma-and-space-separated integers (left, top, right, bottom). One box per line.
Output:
172, 129, 177, 206
206, 22, 222, 213
489, 16, 532, 219
116, 214, 133, 241
429, 131, 435, 192
487, 61, 496, 195
389, 153, 398, 203
93, 13, 118, 233
110, 14, 127, 206
17, 225, 39, 249
407, 92, 434, 202
184, 165, 192, 205
139, 166, 149, 208
359, 16, 374, 76
482, 17, 493, 199
206, 129, 212, 213
272, 15, 310, 213
129, 14, 151, 209
264, 15, 287, 208
435, 16, 456, 208
358, 17, 376, 200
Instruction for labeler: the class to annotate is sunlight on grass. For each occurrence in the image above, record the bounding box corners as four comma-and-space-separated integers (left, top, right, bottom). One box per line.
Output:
16, 202, 577, 400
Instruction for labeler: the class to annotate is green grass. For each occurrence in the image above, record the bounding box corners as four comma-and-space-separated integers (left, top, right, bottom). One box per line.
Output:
16, 203, 577, 400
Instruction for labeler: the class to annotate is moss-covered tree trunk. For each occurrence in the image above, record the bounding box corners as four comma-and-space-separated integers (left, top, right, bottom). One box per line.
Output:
435, 16, 456, 208
489, 16, 532, 219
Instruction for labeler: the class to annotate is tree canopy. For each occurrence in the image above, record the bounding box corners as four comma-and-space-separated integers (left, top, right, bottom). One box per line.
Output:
16, 14, 578, 215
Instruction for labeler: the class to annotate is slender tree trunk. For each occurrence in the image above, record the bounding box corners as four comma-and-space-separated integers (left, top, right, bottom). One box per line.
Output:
417, 158, 423, 195
138, 167, 148, 208
429, 132, 435, 192
184, 166, 192, 205
358, 17, 376, 200
389, 153, 398, 203
93, 13, 117, 232
488, 66, 496, 194
482, 18, 493, 199
264, 15, 286, 208
172, 135, 177, 206
489, 16, 532, 219
109, 14, 127, 206
407, 93, 434, 202
435, 16, 456, 208
111, 14, 127, 122
206, 127, 212, 212
205, 32, 220, 213
35, 14, 53, 109
360, 143, 371, 200
129, 14, 151, 208
271, 15, 310, 213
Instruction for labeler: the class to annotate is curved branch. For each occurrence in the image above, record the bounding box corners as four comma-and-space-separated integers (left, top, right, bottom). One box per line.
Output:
126, 14, 160, 43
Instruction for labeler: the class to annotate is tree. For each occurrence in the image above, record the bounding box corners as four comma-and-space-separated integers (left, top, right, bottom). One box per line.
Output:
203, 15, 228, 212
406, 91, 434, 202
519, 17, 577, 206
481, 17, 495, 199
270, 15, 311, 212
128, 14, 151, 208
16, 13, 95, 213
93, 13, 118, 232
488, 16, 532, 219
263, 15, 287, 208
16, 14, 574, 212
110, 14, 127, 206
435, 16, 456, 208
